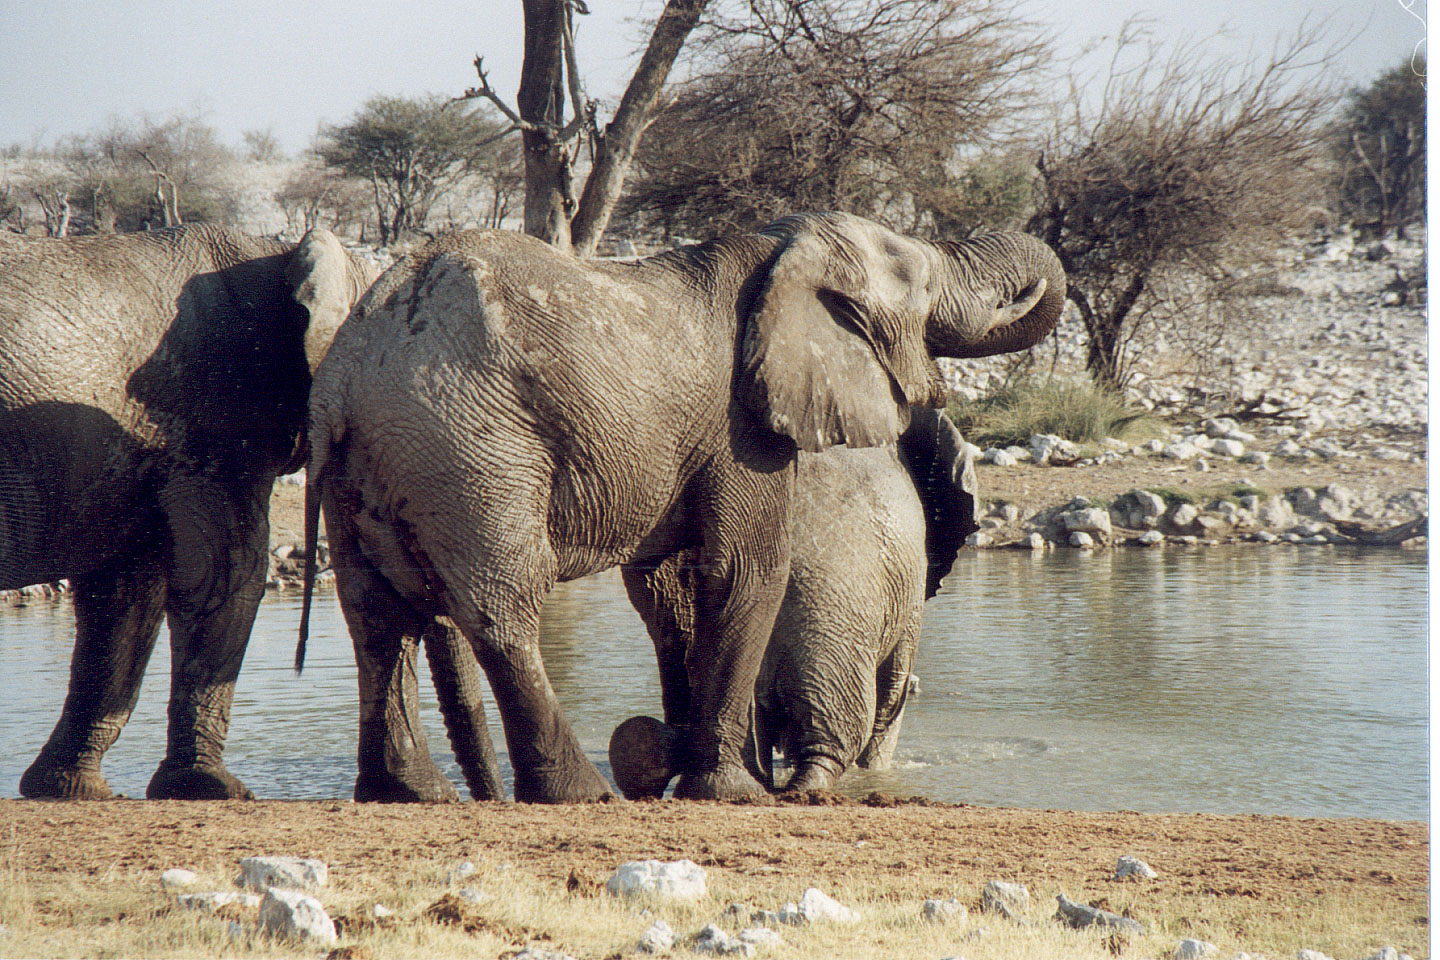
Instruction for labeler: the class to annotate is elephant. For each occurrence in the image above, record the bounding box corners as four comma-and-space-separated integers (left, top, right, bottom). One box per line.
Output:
607, 406, 977, 798
0, 224, 378, 800
298, 211, 1064, 803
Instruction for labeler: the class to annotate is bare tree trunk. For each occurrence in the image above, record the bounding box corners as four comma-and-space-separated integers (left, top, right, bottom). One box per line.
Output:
519, 0, 575, 250
569, 0, 709, 257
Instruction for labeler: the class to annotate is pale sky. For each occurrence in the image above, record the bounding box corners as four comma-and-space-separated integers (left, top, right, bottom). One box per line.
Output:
0, 0, 1427, 153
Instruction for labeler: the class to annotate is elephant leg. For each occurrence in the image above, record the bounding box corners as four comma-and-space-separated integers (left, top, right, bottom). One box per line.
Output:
856, 632, 917, 771
19, 552, 167, 800
437, 507, 609, 804
669, 463, 791, 801
422, 618, 505, 801
325, 489, 459, 803
145, 475, 265, 800
621, 558, 697, 728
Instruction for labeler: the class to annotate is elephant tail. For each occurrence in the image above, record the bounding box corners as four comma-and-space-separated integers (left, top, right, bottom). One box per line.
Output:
296, 428, 334, 675
296, 466, 321, 674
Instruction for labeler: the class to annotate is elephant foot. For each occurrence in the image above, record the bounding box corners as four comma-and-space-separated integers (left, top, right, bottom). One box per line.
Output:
354, 768, 459, 804
673, 762, 766, 801
19, 762, 114, 801
147, 762, 256, 801
779, 761, 838, 793
609, 716, 682, 800
512, 758, 613, 804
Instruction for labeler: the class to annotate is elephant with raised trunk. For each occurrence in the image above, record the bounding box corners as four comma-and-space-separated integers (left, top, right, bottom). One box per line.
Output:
609, 407, 977, 798
1, 224, 378, 800
300, 211, 1064, 803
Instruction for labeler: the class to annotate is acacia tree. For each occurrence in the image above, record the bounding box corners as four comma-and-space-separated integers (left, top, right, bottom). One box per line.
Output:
461, 0, 710, 255
620, 0, 1047, 238
1333, 58, 1426, 238
319, 94, 513, 245
1027, 24, 1337, 389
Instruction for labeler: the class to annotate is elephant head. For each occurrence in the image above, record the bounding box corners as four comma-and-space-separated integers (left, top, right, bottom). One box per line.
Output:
741, 212, 1065, 453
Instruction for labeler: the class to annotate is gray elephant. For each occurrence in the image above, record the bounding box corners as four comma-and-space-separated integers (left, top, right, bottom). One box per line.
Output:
299, 211, 1064, 803
607, 406, 976, 797
0, 224, 377, 800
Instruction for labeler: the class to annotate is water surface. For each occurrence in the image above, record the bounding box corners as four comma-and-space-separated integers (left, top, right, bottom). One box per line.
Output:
0, 546, 1426, 819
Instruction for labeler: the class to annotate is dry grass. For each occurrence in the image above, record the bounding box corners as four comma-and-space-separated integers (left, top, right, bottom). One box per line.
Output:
1, 848, 1426, 959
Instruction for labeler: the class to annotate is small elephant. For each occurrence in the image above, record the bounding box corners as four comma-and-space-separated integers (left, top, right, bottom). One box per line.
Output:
608, 406, 977, 798
300, 212, 1063, 803
0, 224, 377, 800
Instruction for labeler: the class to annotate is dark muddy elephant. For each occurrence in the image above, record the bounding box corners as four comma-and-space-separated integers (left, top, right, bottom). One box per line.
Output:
607, 407, 977, 797
299, 212, 1064, 803
0, 224, 377, 800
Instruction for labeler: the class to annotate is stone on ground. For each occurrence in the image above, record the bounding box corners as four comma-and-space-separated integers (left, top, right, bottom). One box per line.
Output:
606, 859, 707, 900
236, 856, 328, 891
258, 887, 337, 945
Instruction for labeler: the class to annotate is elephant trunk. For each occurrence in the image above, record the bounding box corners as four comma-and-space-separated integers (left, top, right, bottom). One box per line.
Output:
926, 232, 1067, 359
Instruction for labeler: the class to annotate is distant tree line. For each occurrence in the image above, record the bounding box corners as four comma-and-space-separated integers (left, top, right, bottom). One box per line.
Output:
1, 1, 1424, 392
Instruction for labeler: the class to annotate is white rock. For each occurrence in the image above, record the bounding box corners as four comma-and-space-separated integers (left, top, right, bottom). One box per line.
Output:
1024, 532, 1047, 550
782, 888, 859, 924
982, 880, 1029, 918
457, 888, 491, 905
1296, 951, 1336, 960
1003, 445, 1032, 462
606, 859, 707, 900
236, 856, 328, 891
160, 868, 198, 889
1054, 893, 1143, 933
1240, 451, 1271, 467
372, 904, 395, 918
1202, 417, 1240, 437
510, 948, 581, 960
1275, 439, 1303, 455
1140, 439, 1166, 453
738, 926, 783, 947
177, 891, 262, 913
1254, 531, 1280, 543
637, 919, 675, 953
1069, 531, 1095, 549
451, 859, 476, 881
1163, 442, 1202, 460
693, 923, 753, 955
966, 531, 991, 548
985, 448, 1018, 466
1065, 507, 1112, 538
1115, 855, 1158, 879
1169, 503, 1200, 530
1211, 439, 1245, 457
258, 887, 337, 945
1174, 938, 1219, 959
922, 897, 968, 922
1137, 530, 1164, 545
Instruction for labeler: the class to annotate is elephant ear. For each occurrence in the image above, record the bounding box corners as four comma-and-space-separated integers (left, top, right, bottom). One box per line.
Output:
897, 407, 977, 599
741, 214, 947, 452
286, 228, 355, 374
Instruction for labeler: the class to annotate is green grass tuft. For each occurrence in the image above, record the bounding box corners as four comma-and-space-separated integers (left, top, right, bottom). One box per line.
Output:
947, 377, 1156, 449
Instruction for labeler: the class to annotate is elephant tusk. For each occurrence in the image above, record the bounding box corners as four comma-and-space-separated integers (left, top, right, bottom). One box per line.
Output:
994, 278, 1047, 327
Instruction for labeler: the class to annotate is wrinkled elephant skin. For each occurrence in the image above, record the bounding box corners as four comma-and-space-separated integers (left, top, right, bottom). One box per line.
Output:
301, 212, 1062, 803
0, 225, 376, 801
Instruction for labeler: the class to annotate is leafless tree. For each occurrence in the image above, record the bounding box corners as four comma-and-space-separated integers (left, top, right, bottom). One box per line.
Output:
275, 159, 373, 236
32, 182, 71, 237
619, 0, 1048, 239
1027, 22, 1339, 390
460, 0, 710, 256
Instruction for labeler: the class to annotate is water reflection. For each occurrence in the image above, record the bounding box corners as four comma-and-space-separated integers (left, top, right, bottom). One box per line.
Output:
0, 547, 1426, 818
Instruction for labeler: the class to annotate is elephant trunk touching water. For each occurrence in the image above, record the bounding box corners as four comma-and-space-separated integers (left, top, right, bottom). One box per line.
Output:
1, 225, 377, 800
300, 212, 1062, 803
